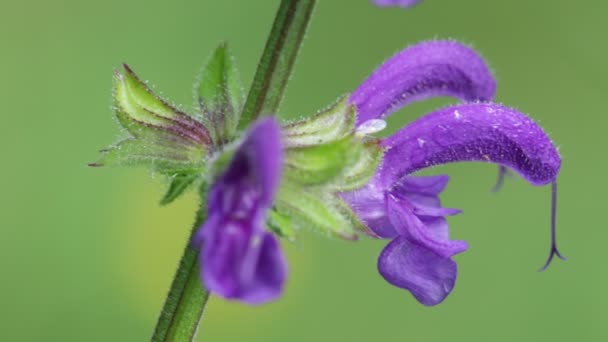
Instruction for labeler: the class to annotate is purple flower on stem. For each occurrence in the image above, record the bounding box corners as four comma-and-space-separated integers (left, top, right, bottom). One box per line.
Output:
342, 40, 564, 306
193, 117, 287, 305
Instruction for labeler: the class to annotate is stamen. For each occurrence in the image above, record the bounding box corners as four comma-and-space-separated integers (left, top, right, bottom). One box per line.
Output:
491, 166, 509, 192
539, 181, 567, 271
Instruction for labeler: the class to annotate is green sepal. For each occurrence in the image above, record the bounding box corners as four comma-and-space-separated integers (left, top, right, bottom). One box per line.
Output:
267, 209, 296, 240
95, 65, 210, 173
91, 138, 206, 174
92, 65, 211, 205
206, 140, 238, 183
274, 180, 358, 240
328, 140, 384, 192
332, 195, 374, 236
195, 42, 244, 144
282, 95, 384, 190
114, 65, 210, 144
160, 173, 201, 206
282, 96, 355, 147
284, 136, 361, 186
272, 95, 386, 240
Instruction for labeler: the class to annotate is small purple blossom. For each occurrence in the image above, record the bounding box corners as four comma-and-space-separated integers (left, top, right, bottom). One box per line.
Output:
193, 117, 287, 305
372, 0, 422, 8
343, 40, 563, 306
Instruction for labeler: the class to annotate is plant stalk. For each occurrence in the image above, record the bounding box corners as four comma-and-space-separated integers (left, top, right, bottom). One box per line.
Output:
151, 0, 316, 340
152, 184, 210, 342
238, 0, 316, 129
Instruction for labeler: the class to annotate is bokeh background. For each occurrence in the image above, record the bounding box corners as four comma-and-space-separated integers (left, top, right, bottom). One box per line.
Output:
1, 0, 605, 341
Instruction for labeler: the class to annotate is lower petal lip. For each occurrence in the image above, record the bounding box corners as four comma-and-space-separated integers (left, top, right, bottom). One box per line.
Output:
378, 236, 458, 306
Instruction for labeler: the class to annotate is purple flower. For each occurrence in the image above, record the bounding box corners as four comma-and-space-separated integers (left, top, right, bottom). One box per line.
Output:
372, 0, 422, 8
342, 40, 563, 306
192, 117, 287, 305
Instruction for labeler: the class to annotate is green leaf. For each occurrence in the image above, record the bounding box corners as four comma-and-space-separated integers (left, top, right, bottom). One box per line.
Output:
196, 42, 244, 144
282, 96, 356, 147
160, 173, 201, 205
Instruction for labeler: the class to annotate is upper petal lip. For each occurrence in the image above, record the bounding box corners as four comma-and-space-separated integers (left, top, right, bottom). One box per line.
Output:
381, 103, 561, 186
350, 40, 496, 125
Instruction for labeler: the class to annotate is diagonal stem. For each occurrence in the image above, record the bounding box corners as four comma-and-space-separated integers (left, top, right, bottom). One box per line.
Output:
152, 1, 316, 341
238, 0, 316, 129
152, 184, 210, 342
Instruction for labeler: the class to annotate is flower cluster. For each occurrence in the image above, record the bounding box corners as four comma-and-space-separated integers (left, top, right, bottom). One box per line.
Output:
92, 39, 563, 306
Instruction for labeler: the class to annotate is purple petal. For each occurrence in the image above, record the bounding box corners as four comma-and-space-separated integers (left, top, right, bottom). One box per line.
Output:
390, 175, 461, 216
198, 212, 287, 305
413, 204, 461, 218
378, 236, 457, 306
342, 173, 465, 306
198, 214, 252, 298
350, 40, 496, 125
340, 180, 398, 238
194, 117, 287, 305
217, 117, 283, 206
386, 192, 467, 257
381, 103, 561, 186
340, 174, 460, 239
238, 232, 288, 304
372, 0, 422, 8
393, 174, 450, 197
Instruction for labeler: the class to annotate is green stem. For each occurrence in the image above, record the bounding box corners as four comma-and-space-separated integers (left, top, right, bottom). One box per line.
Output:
238, 0, 317, 129
152, 184, 210, 342
152, 1, 315, 341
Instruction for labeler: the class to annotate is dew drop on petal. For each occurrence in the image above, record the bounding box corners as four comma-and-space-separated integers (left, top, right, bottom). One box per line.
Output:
356, 119, 387, 136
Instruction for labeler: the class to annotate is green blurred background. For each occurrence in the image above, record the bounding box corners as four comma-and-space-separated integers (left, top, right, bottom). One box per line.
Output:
1, 0, 605, 340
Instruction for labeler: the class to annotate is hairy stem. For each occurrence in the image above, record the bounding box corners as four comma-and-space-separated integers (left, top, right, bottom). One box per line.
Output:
238, 0, 316, 129
152, 0, 316, 340
152, 184, 209, 342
